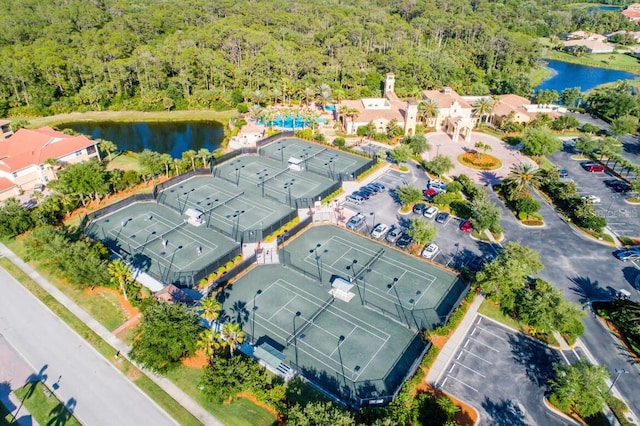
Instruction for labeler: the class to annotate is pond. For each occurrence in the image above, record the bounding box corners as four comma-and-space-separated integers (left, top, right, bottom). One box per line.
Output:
535, 59, 638, 93
60, 121, 224, 158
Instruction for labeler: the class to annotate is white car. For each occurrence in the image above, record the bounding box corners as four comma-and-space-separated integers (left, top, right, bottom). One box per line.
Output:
370, 223, 389, 239
423, 206, 438, 219
421, 243, 439, 259
582, 195, 601, 203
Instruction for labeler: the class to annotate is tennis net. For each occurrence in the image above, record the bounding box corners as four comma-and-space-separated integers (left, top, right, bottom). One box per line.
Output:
355, 248, 385, 278
286, 296, 335, 346
201, 191, 244, 214
133, 221, 186, 251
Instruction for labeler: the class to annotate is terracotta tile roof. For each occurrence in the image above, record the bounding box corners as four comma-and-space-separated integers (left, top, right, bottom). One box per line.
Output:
340, 99, 405, 123
0, 127, 96, 173
622, 9, 640, 20
494, 94, 531, 117
421, 88, 472, 109
563, 39, 614, 52
0, 177, 16, 192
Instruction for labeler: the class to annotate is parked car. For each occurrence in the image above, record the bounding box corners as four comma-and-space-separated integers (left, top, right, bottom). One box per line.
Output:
346, 194, 365, 204
395, 233, 413, 250
581, 195, 601, 203
421, 243, 439, 259
370, 223, 389, 239
435, 212, 450, 224
613, 247, 640, 261
369, 182, 386, 192
558, 169, 569, 178
423, 188, 438, 199
583, 163, 605, 173
423, 206, 438, 219
428, 181, 446, 192
346, 213, 366, 230
460, 220, 473, 233
385, 226, 403, 244
364, 184, 380, 194
359, 187, 375, 197
353, 190, 370, 200
413, 203, 426, 215
608, 181, 632, 192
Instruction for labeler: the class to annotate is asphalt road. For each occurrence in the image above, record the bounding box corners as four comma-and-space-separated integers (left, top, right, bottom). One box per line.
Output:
0, 267, 177, 426
439, 316, 569, 426
486, 184, 640, 417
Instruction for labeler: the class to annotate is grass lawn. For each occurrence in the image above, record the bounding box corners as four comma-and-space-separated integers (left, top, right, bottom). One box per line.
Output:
165, 367, 277, 426
541, 46, 640, 75
107, 152, 141, 172
0, 258, 202, 426
3, 237, 127, 332
13, 382, 81, 426
25, 110, 236, 129
478, 299, 559, 347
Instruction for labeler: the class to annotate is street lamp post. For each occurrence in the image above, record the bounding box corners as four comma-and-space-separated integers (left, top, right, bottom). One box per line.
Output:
337, 335, 347, 388
293, 311, 301, 366
369, 212, 376, 231
436, 144, 442, 157
608, 368, 628, 392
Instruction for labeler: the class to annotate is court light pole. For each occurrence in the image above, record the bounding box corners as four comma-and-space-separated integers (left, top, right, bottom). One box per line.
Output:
337, 335, 347, 388
608, 368, 628, 392
181, 188, 195, 214
346, 260, 362, 303
293, 311, 301, 366
235, 165, 245, 186
408, 298, 420, 330
251, 289, 262, 344
164, 245, 183, 283
324, 160, 335, 180
388, 277, 410, 327
310, 243, 323, 283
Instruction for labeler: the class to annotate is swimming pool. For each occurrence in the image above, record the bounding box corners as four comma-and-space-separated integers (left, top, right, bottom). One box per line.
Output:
324, 104, 336, 112
259, 115, 328, 130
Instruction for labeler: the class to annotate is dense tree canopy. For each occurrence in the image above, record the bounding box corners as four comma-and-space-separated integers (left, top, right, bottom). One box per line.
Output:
0, 0, 632, 117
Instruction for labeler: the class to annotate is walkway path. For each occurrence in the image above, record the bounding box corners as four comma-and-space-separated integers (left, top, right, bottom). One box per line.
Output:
0, 334, 39, 426
0, 243, 223, 426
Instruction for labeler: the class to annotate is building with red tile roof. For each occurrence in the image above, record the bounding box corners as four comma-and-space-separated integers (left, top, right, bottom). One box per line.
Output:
421, 87, 476, 142
623, 3, 640, 23
0, 126, 100, 201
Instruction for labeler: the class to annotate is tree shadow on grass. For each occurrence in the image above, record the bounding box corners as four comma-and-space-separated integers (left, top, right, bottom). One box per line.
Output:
507, 333, 560, 387
46, 397, 76, 426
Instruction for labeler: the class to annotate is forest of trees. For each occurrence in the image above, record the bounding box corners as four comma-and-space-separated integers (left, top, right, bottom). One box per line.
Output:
0, 0, 634, 117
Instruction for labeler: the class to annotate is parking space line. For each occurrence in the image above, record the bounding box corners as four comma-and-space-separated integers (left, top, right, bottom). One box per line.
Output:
453, 361, 486, 378
444, 375, 478, 392
462, 348, 493, 364
470, 326, 477, 336
467, 336, 500, 352
475, 325, 509, 342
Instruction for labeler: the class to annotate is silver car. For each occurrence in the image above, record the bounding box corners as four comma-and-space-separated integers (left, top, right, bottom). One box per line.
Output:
370, 223, 389, 239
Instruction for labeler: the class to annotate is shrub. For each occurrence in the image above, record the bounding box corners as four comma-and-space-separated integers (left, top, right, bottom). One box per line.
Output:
226, 261, 234, 269
236, 103, 249, 113
449, 200, 473, 218
333, 137, 346, 147
432, 192, 463, 208
313, 133, 326, 142
445, 181, 462, 194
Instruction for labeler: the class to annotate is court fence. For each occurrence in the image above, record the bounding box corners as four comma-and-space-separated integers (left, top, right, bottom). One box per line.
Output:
80, 193, 155, 232
289, 331, 428, 409
153, 168, 212, 202
199, 251, 256, 294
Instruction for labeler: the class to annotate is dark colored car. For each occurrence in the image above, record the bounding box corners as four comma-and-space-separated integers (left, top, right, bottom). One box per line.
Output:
359, 187, 374, 196
369, 182, 386, 192
435, 212, 450, 224
353, 191, 370, 200
460, 220, 473, 233
559, 169, 569, 178
613, 248, 640, 261
413, 203, 426, 215
364, 184, 380, 193
395, 233, 413, 250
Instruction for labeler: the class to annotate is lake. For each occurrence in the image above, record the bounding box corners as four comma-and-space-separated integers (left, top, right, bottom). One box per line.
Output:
61, 121, 224, 158
535, 59, 638, 93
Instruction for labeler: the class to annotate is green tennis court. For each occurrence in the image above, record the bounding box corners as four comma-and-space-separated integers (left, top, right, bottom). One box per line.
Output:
85, 202, 239, 286
259, 138, 372, 180
213, 155, 337, 206
156, 175, 295, 240
283, 226, 468, 330
222, 263, 425, 407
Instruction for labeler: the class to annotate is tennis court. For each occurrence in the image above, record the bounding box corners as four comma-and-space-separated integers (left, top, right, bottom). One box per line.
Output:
155, 175, 295, 240
213, 155, 338, 207
283, 226, 468, 330
259, 138, 372, 180
223, 263, 425, 407
85, 202, 239, 286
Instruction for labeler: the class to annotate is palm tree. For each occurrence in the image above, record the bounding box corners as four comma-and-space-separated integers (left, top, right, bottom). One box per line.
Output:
338, 105, 349, 130
182, 150, 198, 171
197, 329, 227, 361
108, 259, 133, 301
346, 108, 359, 134
317, 84, 332, 109
160, 153, 172, 178
252, 90, 266, 106
221, 322, 245, 356
503, 163, 540, 197
98, 139, 118, 162
302, 87, 315, 106
419, 98, 439, 128
198, 148, 211, 169
474, 141, 492, 160
248, 104, 262, 121
199, 297, 222, 326
473, 97, 494, 124
271, 88, 282, 105
172, 158, 181, 177
43, 158, 61, 180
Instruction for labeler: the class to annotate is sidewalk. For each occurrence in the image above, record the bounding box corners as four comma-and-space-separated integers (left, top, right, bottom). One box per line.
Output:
0, 243, 223, 426
0, 335, 39, 426
426, 293, 484, 385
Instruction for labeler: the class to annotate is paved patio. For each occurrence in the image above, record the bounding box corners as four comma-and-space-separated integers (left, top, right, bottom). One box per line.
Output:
425, 131, 536, 185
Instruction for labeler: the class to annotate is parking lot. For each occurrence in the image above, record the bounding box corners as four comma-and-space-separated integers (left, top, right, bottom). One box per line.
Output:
438, 316, 568, 425
342, 168, 499, 273
549, 145, 640, 238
